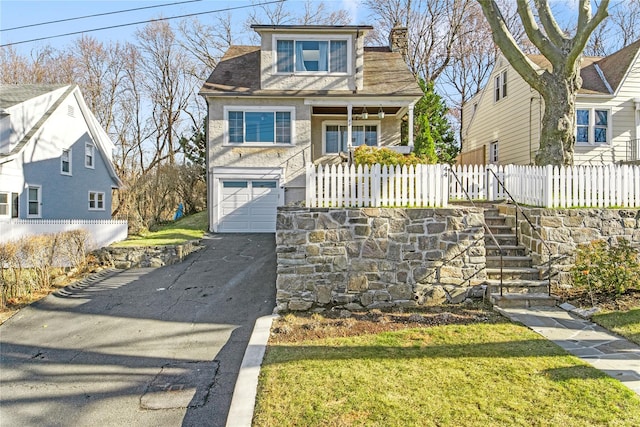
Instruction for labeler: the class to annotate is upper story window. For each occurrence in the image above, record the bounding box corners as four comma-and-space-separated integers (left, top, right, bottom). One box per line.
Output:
494, 70, 507, 102
85, 143, 95, 168
576, 108, 610, 145
61, 148, 72, 175
276, 38, 349, 74
226, 107, 294, 145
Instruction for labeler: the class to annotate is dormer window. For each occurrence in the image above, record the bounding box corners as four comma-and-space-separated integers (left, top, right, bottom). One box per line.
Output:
276, 37, 349, 74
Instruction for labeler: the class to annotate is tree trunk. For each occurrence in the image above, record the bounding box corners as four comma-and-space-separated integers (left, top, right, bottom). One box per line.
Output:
535, 72, 580, 166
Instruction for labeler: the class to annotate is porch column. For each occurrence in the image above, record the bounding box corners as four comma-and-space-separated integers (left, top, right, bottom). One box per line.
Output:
408, 103, 415, 148
347, 103, 353, 150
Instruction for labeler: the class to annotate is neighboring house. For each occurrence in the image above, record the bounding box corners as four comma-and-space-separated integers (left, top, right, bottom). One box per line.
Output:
459, 39, 640, 166
199, 25, 423, 233
0, 84, 122, 221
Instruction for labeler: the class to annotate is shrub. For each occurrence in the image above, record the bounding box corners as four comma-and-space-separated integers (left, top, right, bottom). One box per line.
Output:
571, 239, 640, 298
353, 145, 431, 167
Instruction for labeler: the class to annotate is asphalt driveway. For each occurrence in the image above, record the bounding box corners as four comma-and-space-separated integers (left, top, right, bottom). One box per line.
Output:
0, 233, 276, 427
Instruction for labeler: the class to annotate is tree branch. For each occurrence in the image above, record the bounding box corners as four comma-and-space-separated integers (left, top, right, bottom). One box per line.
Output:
515, 0, 563, 62
569, 0, 609, 67
533, 0, 567, 47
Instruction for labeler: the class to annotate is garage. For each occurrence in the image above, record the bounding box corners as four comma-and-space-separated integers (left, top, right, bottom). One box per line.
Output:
217, 179, 279, 232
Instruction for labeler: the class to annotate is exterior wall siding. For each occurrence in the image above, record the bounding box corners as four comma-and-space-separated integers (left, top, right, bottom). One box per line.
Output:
2, 92, 115, 220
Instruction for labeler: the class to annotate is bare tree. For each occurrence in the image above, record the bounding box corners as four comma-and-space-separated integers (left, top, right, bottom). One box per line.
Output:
478, 0, 609, 166
177, 14, 234, 79
299, 0, 351, 25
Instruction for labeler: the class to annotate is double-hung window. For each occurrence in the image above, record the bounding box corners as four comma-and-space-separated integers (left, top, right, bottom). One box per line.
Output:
61, 148, 72, 175
226, 107, 294, 145
489, 141, 499, 164
324, 123, 379, 154
85, 143, 95, 168
494, 70, 507, 102
27, 185, 41, 218
576, 108, 610, 145
89, 191, 105, 210
276, 38, 348, 74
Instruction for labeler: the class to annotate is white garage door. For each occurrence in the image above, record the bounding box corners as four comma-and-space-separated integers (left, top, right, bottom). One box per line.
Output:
219, 180, 279, 232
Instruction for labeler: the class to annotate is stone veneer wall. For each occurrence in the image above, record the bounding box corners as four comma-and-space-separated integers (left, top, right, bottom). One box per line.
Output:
93, 240, 203, 269
498, 205, 640, 285
275, 207, 486, 312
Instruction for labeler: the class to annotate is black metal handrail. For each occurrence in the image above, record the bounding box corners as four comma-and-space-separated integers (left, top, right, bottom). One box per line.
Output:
447, 166, 505, 295
485, 167, 553, 296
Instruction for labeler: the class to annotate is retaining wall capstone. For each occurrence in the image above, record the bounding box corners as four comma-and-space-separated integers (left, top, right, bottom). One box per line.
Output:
92, 240, 203, 269
498, 206, 640, 286
275, 207, 486, 312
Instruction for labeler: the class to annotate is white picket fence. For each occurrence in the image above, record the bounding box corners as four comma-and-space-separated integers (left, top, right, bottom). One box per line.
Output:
306, 163, 640, 208
0, 219, 128, 248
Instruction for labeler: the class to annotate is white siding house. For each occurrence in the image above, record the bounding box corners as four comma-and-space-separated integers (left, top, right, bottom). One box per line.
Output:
460, 39, 640, 166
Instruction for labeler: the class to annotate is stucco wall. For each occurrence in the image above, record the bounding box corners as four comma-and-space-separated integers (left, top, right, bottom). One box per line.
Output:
275, 207, 486, 312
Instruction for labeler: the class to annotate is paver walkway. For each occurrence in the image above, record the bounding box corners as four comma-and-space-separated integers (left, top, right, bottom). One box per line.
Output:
496, 306, 640, 396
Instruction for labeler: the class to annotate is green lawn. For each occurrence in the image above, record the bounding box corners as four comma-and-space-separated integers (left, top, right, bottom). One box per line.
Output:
593, 308, 640, 345
254, 319, 640, 426
113, 211, 208, 247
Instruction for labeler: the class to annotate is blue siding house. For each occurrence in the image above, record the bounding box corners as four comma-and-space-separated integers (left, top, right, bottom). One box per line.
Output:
0, 84, 122, 221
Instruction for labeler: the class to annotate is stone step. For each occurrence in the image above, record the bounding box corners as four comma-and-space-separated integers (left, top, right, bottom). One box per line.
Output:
487, 224, 514, 234
486, 255, 533, 268
484, 208, 500, 216
483, 216, 507, 226
490, 293, 559, 309
486, 234, 518, 246
485, 279, 549, 295
485, 245, 528, 257
486, 267, 541, 281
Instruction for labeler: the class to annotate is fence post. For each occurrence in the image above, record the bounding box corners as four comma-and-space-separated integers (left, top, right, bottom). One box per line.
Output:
306, 163, 314, 208
441, 165, 449, 207
544, 164, 553, 208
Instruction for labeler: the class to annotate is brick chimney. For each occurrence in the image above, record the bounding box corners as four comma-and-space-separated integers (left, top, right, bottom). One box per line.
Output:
389, 26, 408, 57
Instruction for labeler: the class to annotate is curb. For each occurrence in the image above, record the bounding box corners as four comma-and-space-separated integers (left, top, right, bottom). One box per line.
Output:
225, 314, 278, 427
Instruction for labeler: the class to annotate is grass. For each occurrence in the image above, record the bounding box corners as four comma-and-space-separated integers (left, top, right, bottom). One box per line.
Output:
254, 316, 640, 427
113, 211, 208, 247
593, 308, 640, 345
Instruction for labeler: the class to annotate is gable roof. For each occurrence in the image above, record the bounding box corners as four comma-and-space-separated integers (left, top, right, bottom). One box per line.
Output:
199, 45, 423, 98
0, 84, 122, 188
527, 38, 640, 95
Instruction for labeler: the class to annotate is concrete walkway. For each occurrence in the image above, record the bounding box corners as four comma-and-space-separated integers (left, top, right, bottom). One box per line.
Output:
496, 305, 640, 396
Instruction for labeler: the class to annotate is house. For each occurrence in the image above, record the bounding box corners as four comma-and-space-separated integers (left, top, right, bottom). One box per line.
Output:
0, 84, 122, 221
459, 39, 640, 166
199, 25, 423, 233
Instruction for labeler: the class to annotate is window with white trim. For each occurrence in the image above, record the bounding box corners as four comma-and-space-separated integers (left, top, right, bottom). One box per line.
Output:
27, 185, 41, 218
88, 191, 105, 210
276, 37, 349, 74
0, 192, 9, 218
576, 108, 610, 144
226, 107, 294, 145
85, 143, 95, 168
61, 148, 72, 175
489, 141, 499, 164
324, 122, 379, 154
494, 70, 507, 102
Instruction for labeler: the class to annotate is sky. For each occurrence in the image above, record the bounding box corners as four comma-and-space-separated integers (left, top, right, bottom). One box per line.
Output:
0, 0, 361, 55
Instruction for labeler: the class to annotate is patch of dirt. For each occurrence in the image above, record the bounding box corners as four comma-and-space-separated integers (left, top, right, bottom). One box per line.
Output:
270, 303, 505, 343
555, 287, 640, 312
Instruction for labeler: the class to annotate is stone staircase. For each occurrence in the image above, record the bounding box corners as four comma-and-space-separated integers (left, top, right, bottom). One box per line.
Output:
483, 206, 558, 308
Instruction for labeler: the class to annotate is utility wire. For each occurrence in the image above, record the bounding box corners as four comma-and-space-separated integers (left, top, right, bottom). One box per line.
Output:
0, 0, 286, 48
1, 0, 204, 32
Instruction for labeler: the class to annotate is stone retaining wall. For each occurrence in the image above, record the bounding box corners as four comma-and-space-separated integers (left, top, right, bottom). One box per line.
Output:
498, 205, 640, 285
93, 240, 203, 269
275, 207, 486, 312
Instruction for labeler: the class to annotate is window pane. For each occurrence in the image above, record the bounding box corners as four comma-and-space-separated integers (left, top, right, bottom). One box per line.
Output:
0, 193, 7, 204
223, 181, 248, 188
253, 181, 277, 188
97, 193, 104, 209
577, 126, 589, 143
330, 40, 347, 73
576, 109, 589, 126
595, 110, 608, 126
494, 76, 500, 101
275, 112, 291, 144
245, 112, 274, 143
0, 193, 7, 216
229, 111, 244, 143
364, 125, 377, 146
594, 127, 607, 143
502, 71, 507, 98
29, 188, 38, 201
277, 40, 294, 73
28, 202, 38, 215
11, 193, 18, 218
297, 41, 328, 72
352, 125, 364, 147
326, 125, 339, 153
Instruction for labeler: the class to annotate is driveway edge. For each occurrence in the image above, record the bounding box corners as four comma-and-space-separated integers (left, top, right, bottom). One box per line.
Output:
225, 314, 278, 427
